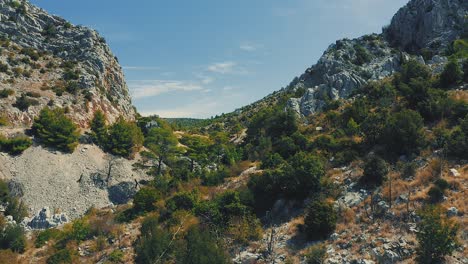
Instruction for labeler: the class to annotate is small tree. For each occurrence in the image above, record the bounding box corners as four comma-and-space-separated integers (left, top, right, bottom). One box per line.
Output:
303, 197, 337, 240
361, 155, 389, 186
416, 206, 459, 263
439, 60, 463, 88
383, 109, 425, 156
90, 110, 108, 147
145, 125, 179, 175
32, 107, 80, 152
177, 226, 230, 264
134, 216, 171, 264
133, 187, 160, 213
106, 116, 144, 158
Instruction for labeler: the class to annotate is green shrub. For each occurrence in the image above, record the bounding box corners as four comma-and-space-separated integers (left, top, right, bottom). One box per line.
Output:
63, 69, 80, 81
47, 248, 75, 264
166, 192, 198, 212
303, 197, 337, 240
135, 216, 171, 264
353, 44, 372, 65
427, 186, 444, 204
13, 94, 39, 111
0, 89, 14, 98
0, 62, 8, 72
201, 167, 230, 186
361, 155, 389, 186
439, 60, 463, 88
5, 197, 28, 222
90, 110, 108, 147
416, 206, 459, 263
108, 249, 124, 262
446, 115, 468, 159
0, 134, 32, 155
70, 219, 91, 241
177, 226, 230, 264
305, 243, 327, 264
0, 223, 26, 253
35, 228, 62, 248
31, 107, 80, 153
383, 110, 425, 156
106, 117, 144, 157
133, 188, 160, 213
401, 162, 417, 179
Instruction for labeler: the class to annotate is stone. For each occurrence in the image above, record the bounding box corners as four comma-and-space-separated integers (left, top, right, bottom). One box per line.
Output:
449, 168, 460, 177
27, 207, 69, 229
107, 181, 138, 205
337, 192, 365, 208
447, 207, 458, 217
395, 194, 408, 204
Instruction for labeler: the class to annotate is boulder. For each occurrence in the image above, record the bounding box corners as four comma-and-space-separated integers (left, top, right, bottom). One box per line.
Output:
449, 168, 460, 177
27, 206, 69, 229
447, 207, 458, 217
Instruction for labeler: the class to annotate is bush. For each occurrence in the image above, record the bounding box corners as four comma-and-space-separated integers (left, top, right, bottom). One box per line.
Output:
383, 110, 425, 156
13, 94, 39, 111
32, 107, 80, 152
0, 221, 26, 253
108, 249, 124, 262
305, 243, 327, 264
106, 117, 144, 157
135, 216, 171, 264
177, 226, 230, 264
166, 192, 198, 212
47, 248, 75, 264
90, 110, 107, 147
439, 60, 463, 88
0, 89, 14, 98
446, 115, 468, 159
70, 219, 91, 241
0, 115, 8, 126
5, 198, 28, 222
303, 197, 337, 240
353, 44, 372, 65
0, 134, 32, 155
361, 155, 389, 186
416, 206, 459, 263
35, 228, 61, 248
427, 186, 444, 204
133, 188, 160, 213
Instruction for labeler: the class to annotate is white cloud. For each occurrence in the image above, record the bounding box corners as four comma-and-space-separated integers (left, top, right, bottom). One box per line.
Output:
240, 43, 256, 52
140, 100, 221, 118
128, 80, 203, 99
207, 61, 237, 74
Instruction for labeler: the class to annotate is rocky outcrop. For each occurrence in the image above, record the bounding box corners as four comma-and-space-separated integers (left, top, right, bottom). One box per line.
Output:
286, 34, 402, 117
285, 0, 467, 118
24, 206, 69, 230
384, 0, 468, 53
0, 0, 136, 127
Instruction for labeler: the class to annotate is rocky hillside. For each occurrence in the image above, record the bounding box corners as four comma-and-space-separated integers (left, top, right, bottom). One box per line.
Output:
230, 0, 467, 119
0, 0, 135, 127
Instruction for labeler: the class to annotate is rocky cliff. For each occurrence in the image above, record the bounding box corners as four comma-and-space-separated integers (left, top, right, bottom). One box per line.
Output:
285, 0, 467, 118
0, 0, 135, 127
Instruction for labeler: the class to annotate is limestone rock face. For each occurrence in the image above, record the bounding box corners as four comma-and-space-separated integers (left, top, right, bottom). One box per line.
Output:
384, 0, 468, 53
285, 0, 466, 118
0, 0, 136, 127
287, 35, 402, 116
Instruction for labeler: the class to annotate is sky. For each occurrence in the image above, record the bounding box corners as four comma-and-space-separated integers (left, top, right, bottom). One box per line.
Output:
30, 0, 409, 118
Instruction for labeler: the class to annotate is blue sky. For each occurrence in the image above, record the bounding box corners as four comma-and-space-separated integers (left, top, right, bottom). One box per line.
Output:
30, 0, 408, 118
